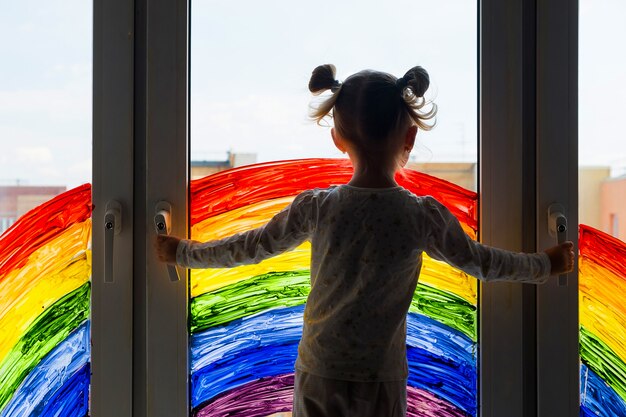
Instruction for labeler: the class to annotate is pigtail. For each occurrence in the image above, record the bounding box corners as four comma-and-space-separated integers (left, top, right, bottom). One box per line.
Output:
309, 64, 341, 125
309, 64, 341, 95
399, 66, 437, 131
401, 66, 430, 97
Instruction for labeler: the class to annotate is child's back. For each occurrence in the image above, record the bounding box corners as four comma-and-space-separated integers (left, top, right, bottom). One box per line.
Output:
297, 185, 423, 382
255, 183, 552, 384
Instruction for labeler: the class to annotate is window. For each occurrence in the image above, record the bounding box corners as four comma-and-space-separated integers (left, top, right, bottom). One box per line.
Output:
0, 2, 92, 416
190, 1, 478, 415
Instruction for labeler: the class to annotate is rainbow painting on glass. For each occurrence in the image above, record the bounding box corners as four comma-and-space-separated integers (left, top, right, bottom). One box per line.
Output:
2, 158, 623, 417
579, 225, 626, 417
188, 158, 479, 417
0, 185, 92, 417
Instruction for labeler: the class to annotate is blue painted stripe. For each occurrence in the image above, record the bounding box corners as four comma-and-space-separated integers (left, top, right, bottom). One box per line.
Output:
1, 321, 89, 417
580, 363, 626, 417
406, 314, 476, 415
191, 342, 298, 408
191, 305, 305, 373
40, 364, 89, 417
191, 307, 476, 415
580, 405, 594, 417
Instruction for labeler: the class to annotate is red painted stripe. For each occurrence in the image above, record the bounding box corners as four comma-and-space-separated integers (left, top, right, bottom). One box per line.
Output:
0, 184, 92, 281
190, 158, 477, 230
579, 224, 626, 280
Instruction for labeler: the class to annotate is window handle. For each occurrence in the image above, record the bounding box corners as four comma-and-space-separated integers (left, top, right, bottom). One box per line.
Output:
104, 200, 122, 283
154, 201, 180, 281
548, 203, 568, 286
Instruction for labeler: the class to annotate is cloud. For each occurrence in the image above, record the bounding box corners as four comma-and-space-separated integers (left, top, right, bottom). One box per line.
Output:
16, 146, 53, 163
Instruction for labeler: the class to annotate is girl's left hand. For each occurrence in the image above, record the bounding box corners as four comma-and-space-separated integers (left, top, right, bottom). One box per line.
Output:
544, 241, 575, 275
155, 235, 180, 264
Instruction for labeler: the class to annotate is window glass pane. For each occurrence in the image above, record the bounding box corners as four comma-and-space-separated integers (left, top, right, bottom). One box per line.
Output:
579, 1, 626, 415
190, 0, 477, 191
0, 1, 92, 415
190, 1, 477, 416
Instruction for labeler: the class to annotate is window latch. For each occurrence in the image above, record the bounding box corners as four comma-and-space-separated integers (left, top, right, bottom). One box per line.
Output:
154, 201, 180, 281
548, 203, 568, 286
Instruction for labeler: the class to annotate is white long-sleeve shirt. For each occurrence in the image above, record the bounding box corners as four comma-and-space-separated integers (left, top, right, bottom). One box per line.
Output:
177, 185, 551, 381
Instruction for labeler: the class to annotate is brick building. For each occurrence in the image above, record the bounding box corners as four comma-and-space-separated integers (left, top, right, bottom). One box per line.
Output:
0, 185, 66, 234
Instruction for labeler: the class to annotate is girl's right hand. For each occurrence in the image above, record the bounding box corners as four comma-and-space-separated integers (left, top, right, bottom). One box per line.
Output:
155, 235, 181, 264
544, 241, 575, 275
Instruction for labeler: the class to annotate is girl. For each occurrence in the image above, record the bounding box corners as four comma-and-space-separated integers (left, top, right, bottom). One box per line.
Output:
156, 64, 574, 417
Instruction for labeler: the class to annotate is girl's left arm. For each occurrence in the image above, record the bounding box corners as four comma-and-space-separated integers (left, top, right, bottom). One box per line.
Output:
175, 190, 315, 269
422, 196, 554, 283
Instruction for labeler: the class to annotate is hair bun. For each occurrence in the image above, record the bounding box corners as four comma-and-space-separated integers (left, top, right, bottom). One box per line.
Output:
402, 66, 430, 97
309, 64, 340, 95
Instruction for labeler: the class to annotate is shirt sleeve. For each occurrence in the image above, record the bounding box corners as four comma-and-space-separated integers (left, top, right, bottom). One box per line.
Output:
422, 196, 551, 284
176, 190, 315, 269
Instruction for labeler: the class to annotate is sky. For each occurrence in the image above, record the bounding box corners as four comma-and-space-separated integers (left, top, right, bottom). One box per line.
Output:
0, 0, 624, 188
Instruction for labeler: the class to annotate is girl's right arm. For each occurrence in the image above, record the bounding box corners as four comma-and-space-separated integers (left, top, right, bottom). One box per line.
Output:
171, 190, 316, 269
422, 196, 574, 283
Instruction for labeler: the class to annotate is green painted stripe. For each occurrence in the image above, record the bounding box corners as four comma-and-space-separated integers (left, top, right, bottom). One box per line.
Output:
190, 271, 476, 341
580, 325, 626, 403
410, 283, 476, 340
190, 271, 311, 333
0, 282, 90, 411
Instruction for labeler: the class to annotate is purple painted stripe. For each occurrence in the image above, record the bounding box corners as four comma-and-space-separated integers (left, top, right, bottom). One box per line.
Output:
406, 386, 470, 417
194, 373, 468, 417
194, 374, 293, 417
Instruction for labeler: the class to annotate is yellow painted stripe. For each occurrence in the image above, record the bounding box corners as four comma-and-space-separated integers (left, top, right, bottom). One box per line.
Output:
580, 257, 626, 364
420, 254, 477, 304
191, 197, 294, 241
190, 246, 476, 304
190, 243, 311, 296
0, 221, 91, 364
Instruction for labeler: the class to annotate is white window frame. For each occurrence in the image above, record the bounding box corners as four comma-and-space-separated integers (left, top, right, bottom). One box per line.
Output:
91, 0, 135, 415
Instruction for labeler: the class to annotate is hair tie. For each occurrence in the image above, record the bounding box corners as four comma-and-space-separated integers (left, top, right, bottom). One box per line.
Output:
396, 76, 408, 90
331, 79, 342, 93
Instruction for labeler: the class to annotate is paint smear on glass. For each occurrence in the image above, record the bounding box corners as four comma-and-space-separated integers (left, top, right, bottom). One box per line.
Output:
579, 224, 626, 416
0, 185, 91, 417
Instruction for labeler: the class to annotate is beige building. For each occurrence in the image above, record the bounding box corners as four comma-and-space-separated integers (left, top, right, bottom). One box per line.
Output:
578, 167, 612, 231
191, 152, 258, 180
600, 176, 626, 241
406, 162, 477, 191
578, 167, 626, 240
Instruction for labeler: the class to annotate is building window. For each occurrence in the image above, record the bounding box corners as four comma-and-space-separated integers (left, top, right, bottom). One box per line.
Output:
611, 214, 619, 238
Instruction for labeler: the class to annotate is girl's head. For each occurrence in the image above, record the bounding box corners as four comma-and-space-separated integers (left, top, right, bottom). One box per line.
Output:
309, 65, 437, 168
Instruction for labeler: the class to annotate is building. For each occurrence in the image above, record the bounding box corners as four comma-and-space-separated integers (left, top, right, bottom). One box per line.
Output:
406, 162, 477, 191
0, 185, 66, 234
601, 176, 626, 241
190, 152, 257, 180
578, 167, 611, 231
